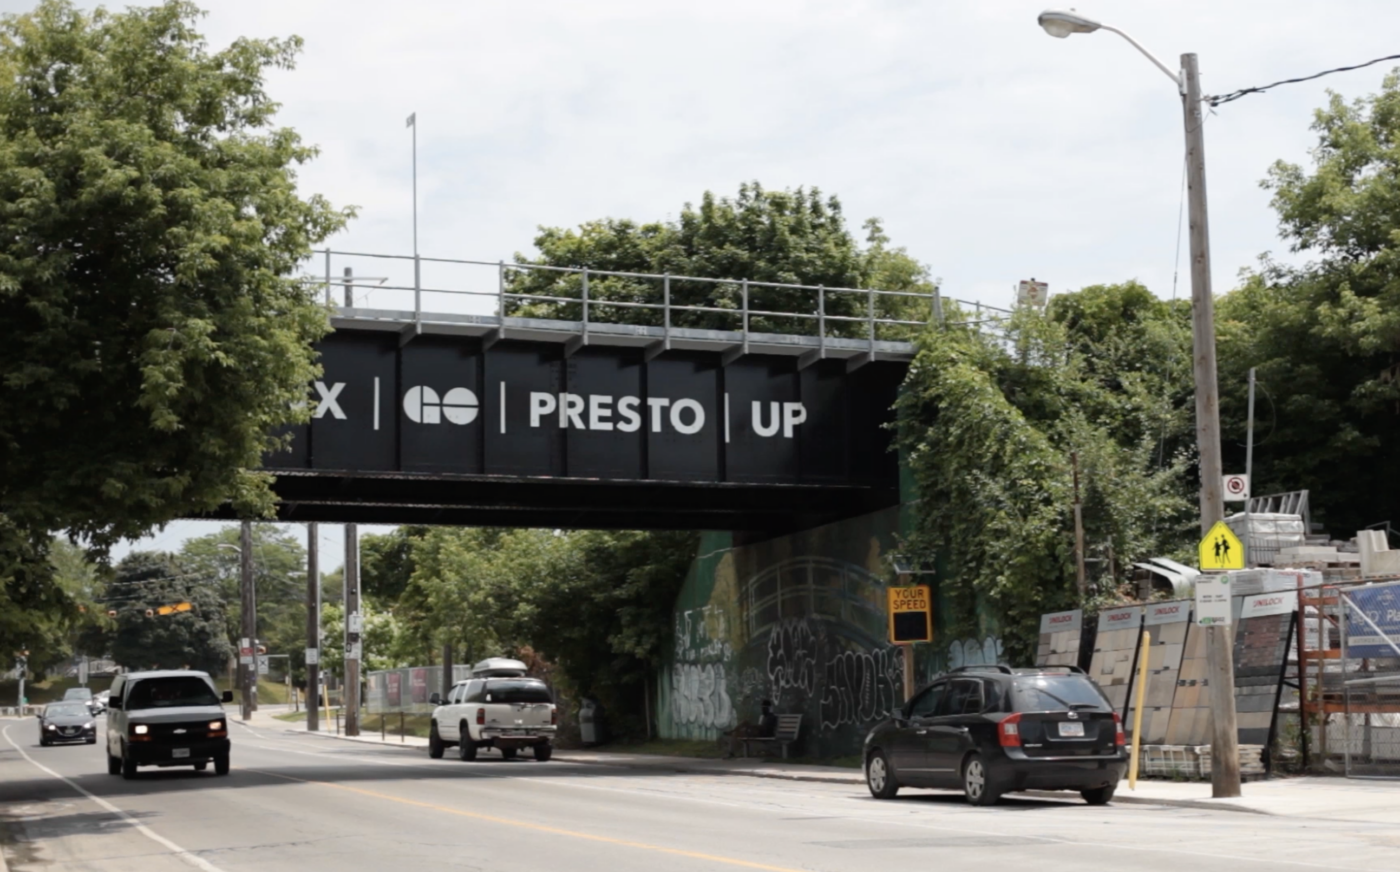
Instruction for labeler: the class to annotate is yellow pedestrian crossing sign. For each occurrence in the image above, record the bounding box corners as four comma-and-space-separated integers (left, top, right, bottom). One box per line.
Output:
1199, 521, 1244, 571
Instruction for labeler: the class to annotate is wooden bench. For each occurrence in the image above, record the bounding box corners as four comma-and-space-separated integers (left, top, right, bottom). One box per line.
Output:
739, 714, 803, 759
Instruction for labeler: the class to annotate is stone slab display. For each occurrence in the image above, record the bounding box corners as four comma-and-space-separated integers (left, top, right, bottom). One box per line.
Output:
1164, 618, 1212, 746
1128, 601, 1192, 744
1036, 609, 1084, 668
1090, 607, 1144, 716
1232, 594, 1297, 746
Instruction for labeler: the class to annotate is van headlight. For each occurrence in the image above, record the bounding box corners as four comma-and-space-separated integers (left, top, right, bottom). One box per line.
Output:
133, 724, 149, 735
208, 720, 225, 731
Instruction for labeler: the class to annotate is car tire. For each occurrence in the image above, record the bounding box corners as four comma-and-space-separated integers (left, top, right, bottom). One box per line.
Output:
1081, 784, 1116, 806
39, 738, 49, 747
500, 747, 517, 761
457, 727, 477, 761
865, 749, 899, 799
428, 724, 445, 759
121, 747, 138, 780
961, 754, 999, 806
533, 743, 552, 762
86, 737, 97, 745
214, 754, 230, 776
107, 751, 121, 776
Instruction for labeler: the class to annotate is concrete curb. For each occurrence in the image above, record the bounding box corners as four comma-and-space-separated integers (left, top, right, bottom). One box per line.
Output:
273, 727, 1268, 812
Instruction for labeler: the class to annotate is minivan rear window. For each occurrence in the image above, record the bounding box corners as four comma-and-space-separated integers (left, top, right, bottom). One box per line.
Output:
1012, 676, 1109, 712
483, 680, 552, 704
125, 676, 221, 709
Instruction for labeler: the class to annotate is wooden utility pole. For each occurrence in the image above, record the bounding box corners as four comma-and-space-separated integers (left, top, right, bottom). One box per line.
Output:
306, 522, 320, 733
1182, 52, 1241, 798
239, 521, 255, 722
344, 523, 361, 737
1072, 452, 1087, 599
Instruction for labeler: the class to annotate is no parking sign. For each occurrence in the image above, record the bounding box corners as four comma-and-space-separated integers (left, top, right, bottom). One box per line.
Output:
1223, 474, 1249, 502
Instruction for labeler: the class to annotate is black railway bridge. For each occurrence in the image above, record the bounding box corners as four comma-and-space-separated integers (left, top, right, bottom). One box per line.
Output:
237, 250, 971, 534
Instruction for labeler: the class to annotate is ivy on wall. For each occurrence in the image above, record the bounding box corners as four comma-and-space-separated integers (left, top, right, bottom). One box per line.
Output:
895, 285, 1198, 663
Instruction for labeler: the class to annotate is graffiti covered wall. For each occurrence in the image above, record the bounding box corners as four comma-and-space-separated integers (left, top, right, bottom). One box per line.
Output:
658, 508, 1007, 759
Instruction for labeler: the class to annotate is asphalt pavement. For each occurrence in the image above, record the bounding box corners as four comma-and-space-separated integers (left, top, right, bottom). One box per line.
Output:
2, 715, 1399, 872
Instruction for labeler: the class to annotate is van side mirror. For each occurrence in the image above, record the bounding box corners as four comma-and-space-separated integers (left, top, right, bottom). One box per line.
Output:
221, 690, 234, 703
107, 698, 121, 711
429, 693, 442, 705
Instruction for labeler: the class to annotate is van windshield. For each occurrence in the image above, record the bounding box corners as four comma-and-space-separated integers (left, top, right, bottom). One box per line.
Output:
1012, 676, 1109, 712
484, 680, 552, 704
125, 676, 221, 709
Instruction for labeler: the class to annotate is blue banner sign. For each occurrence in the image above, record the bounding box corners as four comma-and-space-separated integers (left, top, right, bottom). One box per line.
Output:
1343, 581, 1400, 659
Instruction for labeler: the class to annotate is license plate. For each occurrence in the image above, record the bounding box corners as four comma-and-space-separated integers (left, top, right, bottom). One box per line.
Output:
1058, 722, 1085, 737
171, 748, 190, 758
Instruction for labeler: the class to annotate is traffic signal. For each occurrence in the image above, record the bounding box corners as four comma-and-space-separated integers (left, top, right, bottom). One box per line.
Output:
107, 609, 118, 618
145, 608, 155, 617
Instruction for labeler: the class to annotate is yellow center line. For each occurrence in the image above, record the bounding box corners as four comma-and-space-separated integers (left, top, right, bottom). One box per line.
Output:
241, 766, 810, 872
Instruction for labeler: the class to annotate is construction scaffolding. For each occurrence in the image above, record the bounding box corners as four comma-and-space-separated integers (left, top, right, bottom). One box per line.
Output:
1298, 578, 1400, 778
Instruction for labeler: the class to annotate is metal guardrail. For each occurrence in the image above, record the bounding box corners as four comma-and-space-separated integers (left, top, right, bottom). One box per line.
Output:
307, 249, 1013, 354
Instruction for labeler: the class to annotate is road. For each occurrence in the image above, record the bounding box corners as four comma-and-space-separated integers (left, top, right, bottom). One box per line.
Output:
1, 718, 1398, 872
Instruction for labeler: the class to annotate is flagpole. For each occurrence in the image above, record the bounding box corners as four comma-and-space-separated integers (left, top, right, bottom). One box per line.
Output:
407, 112, 419, 316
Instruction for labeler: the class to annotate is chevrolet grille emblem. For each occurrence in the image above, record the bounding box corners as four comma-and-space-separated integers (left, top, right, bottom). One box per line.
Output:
173, 728, 187, 734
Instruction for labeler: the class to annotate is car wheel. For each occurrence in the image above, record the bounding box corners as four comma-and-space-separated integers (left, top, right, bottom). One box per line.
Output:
533, 743, 552, 762
500, 747, 517, 761
107, 750, 121, 776
428, 724, 445, 759
121, 747, 138, 780
865, 749, 899, 799
962, 754, 999, 806
457, 726, 477, 761
214, 754, 230, 776
1081, 784, 1116, 806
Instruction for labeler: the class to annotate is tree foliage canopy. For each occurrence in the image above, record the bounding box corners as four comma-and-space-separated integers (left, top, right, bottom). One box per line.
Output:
508, 182, 935, 336
97, 551, 231, 673
897, 285, 1197, 661
0, 1, 348, 657
1216, 72, 1400, 534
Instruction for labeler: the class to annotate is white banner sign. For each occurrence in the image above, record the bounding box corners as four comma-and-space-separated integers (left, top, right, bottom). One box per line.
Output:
1195, 575, 1233, 626
1097, 606, 1144, 633
1242, 590, 1298, 619
1145, 600, 1191, 626
1039, 609, 1083, 634
304, 647, 319, 665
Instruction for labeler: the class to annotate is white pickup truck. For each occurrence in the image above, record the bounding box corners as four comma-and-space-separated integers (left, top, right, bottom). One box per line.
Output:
428, 658, 557, 762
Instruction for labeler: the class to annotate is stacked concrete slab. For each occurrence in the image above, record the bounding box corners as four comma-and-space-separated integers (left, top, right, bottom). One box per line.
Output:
1127, 600, 1191, 744
1035, 609, 1083, 668
1089, 606, 1144, 716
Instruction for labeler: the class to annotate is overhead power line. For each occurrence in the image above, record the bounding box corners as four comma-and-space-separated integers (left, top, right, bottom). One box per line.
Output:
1209, 52, 1400, 107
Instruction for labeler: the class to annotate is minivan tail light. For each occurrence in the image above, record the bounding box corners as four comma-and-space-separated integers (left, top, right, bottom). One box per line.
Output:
476, 707, 486, 726
1113, 712, 1126, 747
998, 712, 1022, 747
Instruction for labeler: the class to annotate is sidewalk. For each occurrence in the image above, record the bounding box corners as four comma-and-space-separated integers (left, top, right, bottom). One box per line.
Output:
240, 710, 1400, 823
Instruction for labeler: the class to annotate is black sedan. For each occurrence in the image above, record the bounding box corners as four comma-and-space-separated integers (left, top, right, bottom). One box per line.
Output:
863, 666, 1128, 806
38, 702, 97, 746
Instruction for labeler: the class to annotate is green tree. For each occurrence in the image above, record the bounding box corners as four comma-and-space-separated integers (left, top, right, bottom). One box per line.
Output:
897, 289, 1196, 662
1215, 73, 1400, 535
102, 552, 231, 672
508, 182, 933, 337
179, 524, 308, 682
0, 1, 351, 657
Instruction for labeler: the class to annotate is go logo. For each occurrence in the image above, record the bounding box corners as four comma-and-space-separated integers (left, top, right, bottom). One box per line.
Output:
403, 386, 479, 425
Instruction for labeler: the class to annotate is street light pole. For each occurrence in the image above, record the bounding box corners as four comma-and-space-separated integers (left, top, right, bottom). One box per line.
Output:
239, 521, 255, 722
1038, 8, 1241, 797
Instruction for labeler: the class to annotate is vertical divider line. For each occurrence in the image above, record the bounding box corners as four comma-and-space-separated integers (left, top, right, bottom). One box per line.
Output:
724, 392, 731, 444
373, 377, 381, 431
499, 380, 506, 435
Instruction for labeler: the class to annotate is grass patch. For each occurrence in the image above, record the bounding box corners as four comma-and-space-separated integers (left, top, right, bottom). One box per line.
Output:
0, 676, 88, 706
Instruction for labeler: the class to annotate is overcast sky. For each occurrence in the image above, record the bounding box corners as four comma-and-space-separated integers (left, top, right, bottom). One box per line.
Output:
12, 0, 1395, 566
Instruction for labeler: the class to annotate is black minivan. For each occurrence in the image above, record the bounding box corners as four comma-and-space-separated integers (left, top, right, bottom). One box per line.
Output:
863, 666, 1127, 806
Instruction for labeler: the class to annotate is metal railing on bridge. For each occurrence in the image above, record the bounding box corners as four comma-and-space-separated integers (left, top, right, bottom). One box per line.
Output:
305, 249, 1012, 357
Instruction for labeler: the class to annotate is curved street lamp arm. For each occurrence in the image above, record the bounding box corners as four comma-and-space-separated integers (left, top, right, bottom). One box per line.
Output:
1100, 24, 1182, 90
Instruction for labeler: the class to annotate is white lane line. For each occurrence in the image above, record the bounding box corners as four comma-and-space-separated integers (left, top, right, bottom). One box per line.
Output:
2, 726, 227, 872
228, 719, 263, 739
